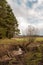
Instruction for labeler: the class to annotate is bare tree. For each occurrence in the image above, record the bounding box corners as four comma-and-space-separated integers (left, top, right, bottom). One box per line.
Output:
25, 25, 38, 47
19, 25, 38, 53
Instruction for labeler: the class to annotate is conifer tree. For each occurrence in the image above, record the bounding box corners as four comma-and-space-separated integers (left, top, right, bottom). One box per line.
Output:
0, 0, 19, 38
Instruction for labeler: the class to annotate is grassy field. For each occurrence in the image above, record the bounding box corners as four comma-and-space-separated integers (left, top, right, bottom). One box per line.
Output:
0, 37, 43, 65
0, 37, 43, 44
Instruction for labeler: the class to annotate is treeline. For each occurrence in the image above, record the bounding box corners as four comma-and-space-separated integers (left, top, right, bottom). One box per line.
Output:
0, 0, 19, 39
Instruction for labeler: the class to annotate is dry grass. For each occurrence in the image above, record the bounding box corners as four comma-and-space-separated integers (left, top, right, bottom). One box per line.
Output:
0, 37, 43, 44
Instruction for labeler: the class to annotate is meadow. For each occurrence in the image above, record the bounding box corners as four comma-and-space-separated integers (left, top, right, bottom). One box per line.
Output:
0, 37, 43, 65
0, 36, 43, 44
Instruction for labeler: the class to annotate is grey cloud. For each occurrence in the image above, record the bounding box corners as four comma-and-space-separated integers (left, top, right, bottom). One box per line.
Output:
7, 0, 43, 35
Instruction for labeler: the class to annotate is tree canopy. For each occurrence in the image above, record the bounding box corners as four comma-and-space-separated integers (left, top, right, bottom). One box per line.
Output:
0, 0, 20, 39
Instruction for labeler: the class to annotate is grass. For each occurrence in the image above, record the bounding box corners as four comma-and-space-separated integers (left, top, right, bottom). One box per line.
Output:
0, 37, 43, 44
25, 48, 43, 65
36, 37, 43, 41
0, 37, 43, 65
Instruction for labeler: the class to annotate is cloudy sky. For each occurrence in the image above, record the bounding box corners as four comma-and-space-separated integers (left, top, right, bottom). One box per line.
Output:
7, 0, 43, 35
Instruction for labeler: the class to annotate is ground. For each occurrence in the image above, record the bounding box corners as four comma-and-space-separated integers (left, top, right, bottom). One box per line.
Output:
0, 37, 43, 65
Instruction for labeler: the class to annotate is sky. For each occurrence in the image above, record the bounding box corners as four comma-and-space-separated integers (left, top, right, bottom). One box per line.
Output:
7, 0, 43, 35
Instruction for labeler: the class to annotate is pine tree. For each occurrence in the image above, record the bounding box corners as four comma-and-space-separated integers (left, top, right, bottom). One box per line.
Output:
0, 0, 20, 39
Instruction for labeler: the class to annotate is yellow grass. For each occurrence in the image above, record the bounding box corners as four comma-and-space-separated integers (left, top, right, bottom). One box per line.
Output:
36, 37, 43, 41
0, 37, 43, 44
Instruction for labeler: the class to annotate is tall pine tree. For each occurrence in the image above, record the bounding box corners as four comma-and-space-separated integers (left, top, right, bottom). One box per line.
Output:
0, 0, 20, 38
